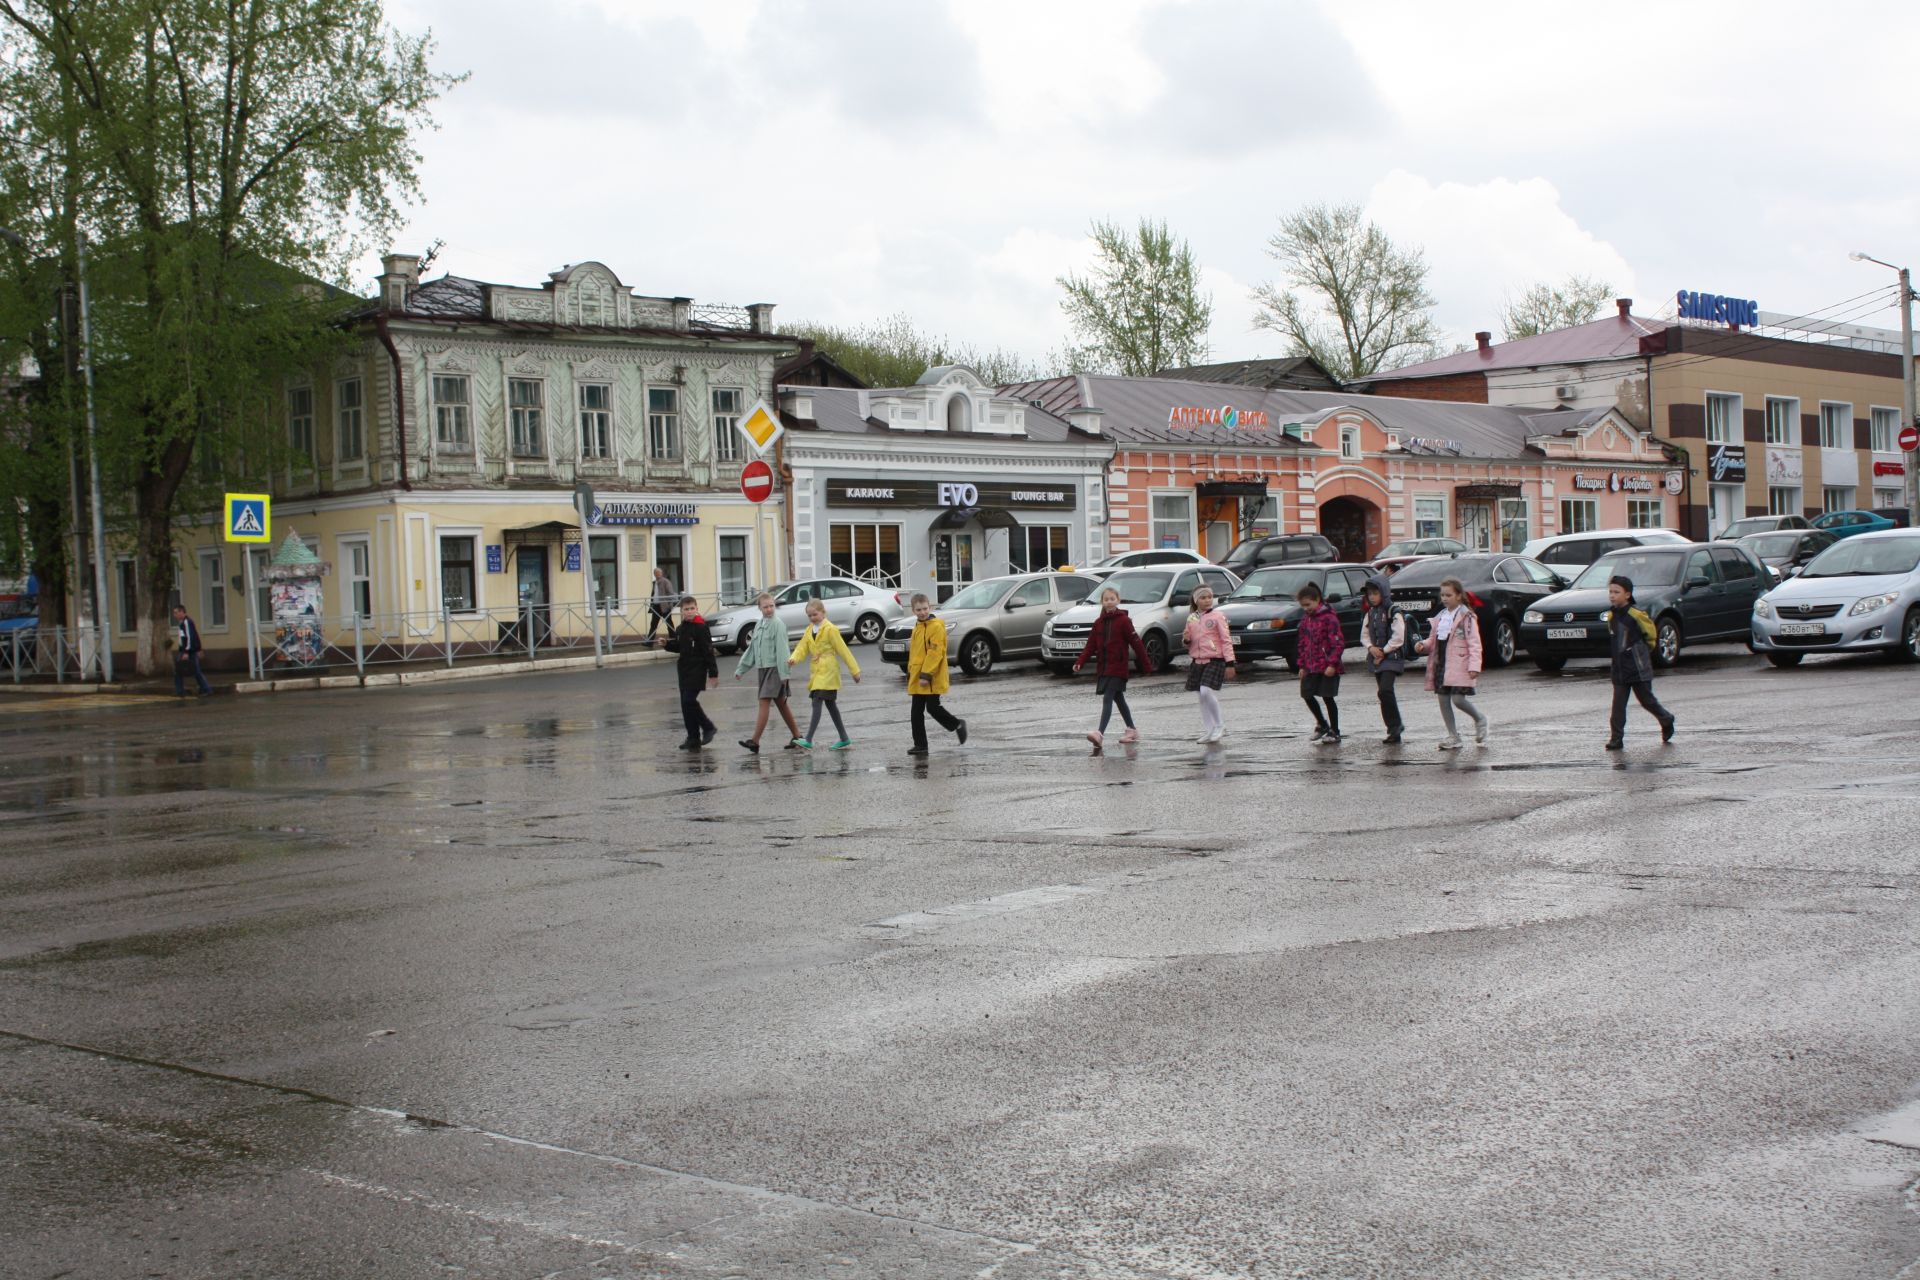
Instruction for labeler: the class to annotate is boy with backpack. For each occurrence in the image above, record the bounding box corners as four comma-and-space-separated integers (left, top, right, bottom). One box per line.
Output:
1360, 574, 1409, 743
1604, 575, 1675, 750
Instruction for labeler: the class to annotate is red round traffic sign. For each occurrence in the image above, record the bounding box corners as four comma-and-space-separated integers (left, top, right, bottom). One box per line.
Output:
741, 458, 775, 503
1901, 424, 1919, 452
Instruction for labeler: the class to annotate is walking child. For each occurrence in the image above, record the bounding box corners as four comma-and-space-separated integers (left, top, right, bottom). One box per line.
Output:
1603, 575, 1675, 751
661, 594, 718, 750
733, 591, 802, 753
789, 598, 861, 750
1072, 585, 1151, 748
1415, 577, 1488, 750
905, 593, 967, 756
1361, 574, 1407, 744
1181, 584, 1234, 744
1294, 582, 1345, 744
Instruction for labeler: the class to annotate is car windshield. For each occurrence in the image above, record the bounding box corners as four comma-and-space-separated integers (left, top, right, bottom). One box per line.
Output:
1722, 519, 1773, 539
1376, 540, 1418, 559
1387, 557, 1480, 587
943, 580, 1013, 610
1572, 551, 1684, 589
1746, 533, 1798, 557
1095, 571, 1174, 604
765, 583, 799, 604
1800, 537, 1920, 578
1230, 568, 1320, 600
1221, 540, 1267, 564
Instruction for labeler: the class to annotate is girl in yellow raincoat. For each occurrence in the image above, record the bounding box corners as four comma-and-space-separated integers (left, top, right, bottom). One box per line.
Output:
789, 598, 860, 749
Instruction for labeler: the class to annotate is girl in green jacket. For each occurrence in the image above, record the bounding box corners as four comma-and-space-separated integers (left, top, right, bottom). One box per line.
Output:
734, 592, 802, 753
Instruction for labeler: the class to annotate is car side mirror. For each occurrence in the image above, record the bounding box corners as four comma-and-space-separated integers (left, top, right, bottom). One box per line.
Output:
1325, 593, 1344, 604
1004, 598, 1026, 610
1169, 592, 1192, 607
1552, 575, 1570, 589
1685, 574, 1711, 591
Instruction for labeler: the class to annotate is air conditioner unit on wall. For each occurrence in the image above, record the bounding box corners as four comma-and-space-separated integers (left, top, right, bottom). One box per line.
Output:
1555, 385, 1578, 402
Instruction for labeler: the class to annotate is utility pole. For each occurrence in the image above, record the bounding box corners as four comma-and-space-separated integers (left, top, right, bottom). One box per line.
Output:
75, 231, 112, 681
1851, 252, 1919, 527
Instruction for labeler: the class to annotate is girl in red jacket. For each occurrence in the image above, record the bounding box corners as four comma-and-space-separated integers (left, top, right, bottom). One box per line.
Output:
1293, 581, 1347, 745
1073, 585, 1153, 748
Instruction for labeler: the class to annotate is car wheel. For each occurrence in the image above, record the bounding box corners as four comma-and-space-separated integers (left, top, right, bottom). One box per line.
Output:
1282, 652, 1300, 673
1487, 615, 1517, 668
1897, 608, 1920, 663
734, 622, 753, 654
1533, 656, 1566, 673
1653, 616, 1682, 668
958, 631, 995, 678
1766, 652, 1803, 669
1143, 631, 1168, 674
854, 613, 884, 645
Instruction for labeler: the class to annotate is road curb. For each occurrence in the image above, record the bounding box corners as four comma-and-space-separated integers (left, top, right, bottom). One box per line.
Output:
232, 646, 671, 694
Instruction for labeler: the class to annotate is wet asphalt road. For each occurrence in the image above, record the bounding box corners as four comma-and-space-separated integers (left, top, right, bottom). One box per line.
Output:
2, 642, 1919, 1280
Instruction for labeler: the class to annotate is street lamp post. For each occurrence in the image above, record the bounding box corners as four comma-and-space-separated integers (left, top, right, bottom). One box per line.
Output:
1850, 251, 1919, 528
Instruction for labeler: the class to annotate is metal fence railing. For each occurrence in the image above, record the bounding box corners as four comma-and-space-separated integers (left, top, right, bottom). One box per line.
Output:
3, 625, 112, 684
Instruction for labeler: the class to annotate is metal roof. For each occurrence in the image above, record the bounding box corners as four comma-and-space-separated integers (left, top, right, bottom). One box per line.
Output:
782, 385, 1088, 445
1360, 311, 1665, 383
1150, 356, 1340, 390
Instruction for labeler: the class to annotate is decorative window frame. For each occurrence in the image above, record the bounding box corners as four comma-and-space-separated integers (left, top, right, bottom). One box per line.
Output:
425, 349, 480, 469
504, 352, 550, 473
571, 358, 621, 470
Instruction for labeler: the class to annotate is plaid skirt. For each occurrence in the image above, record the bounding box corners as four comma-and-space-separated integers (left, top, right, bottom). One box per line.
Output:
1185, 658, 1225, 691
755, 668, 791, 700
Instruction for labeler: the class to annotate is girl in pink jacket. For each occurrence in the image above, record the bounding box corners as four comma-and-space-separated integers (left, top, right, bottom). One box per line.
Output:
1415, 577, 1489, 750
1181, 584, 1235, 744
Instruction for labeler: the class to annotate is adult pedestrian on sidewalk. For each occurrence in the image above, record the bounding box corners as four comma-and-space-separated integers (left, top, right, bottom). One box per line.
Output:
169, 604, 212, 699
1603, 575, 1675, 751
646, 567, 677, 642
1360, 574, 1407, 744
662, 594, 719, 750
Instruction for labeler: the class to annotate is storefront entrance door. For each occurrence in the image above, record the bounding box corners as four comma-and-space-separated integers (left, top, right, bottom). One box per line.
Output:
933, 532, 974, 603
1708, 484, 1742, 539
515, 546, 552, 645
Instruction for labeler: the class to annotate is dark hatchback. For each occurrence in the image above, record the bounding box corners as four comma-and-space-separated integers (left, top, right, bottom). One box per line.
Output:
1386, 553, 1570, 668
1218, 533, 1339, 578
1520, 542, 1769, 669
1217, 563, 1375, 668
1737, 529, 1839, 582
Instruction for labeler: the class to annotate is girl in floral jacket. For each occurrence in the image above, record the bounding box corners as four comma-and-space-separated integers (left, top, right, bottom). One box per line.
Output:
1293, 581, 1346, 745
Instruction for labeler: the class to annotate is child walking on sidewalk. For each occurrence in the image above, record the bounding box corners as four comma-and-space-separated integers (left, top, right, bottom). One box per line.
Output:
789, 598, 860, 749
905, 594, 967, 757
1415, 577, 1488, 750
1293, 581, 1345, 744
1181, 584, 1234, 744
1360, 575, 1407, 744
662, 594, 718, 750
1073, 585, 1152, 748
733, 591, 802, 753
1604, 574, 1675, 751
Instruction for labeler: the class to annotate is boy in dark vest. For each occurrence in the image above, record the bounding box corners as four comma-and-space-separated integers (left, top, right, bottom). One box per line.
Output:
662, 594, 719, 749
1605, 575, 1675, 750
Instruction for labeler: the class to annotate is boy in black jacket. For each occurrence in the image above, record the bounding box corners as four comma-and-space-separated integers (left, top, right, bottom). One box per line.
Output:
1605, 575, 1675, 751
662, 594, 719, 750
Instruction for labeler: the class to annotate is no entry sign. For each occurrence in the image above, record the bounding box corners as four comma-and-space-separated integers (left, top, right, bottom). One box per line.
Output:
741, 458, 775, 503
1901, 424, 1919, 452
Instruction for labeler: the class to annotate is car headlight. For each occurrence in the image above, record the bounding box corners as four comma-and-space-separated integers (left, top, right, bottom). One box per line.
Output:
1523, 610, 1543, 624
1042, 622, 1054, 636
1848, 593, 1898, 617
1753, 599, 1771, 619
1245, 619, 1284, 631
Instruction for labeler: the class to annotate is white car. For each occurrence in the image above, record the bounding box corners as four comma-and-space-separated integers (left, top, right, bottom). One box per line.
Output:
1750, 530, 1920, 667
707, 577, 908, 652
1041, 564, 1241, 674
1520, 527, 1689, 569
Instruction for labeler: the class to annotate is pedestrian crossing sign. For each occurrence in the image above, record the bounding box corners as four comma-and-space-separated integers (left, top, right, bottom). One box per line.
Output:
224, 493, 271, 543
738, 400, 784, 455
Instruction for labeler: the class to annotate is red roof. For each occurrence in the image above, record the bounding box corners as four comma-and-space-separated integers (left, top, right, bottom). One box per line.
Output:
1362, 311, 1665, 383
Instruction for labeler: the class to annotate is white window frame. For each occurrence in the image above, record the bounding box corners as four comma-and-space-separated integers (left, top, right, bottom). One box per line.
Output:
1822, 485, 1855, 514
1339, 424, 1360, 460
1818, 401, 1851, 451
197, 548, 227, 633
715, 526, 755, 605
432, 374, 472, 448
1626, 499, 1664, 529
1496, 497, 1529, 552
587, 533, 622, 612
1559, 497, 1598, 535
1704, 391, 1740, 445
712, 386, 745, 464
648, 386, 681, 462
436, 528, 483, 616
288, 384, 315, 465
826, 522, 903, 587
1767, 486, 1801, 517
651, 531, 690, 599
1873, 486, 1903, 509
1149, 490, 1196, 550
578, 382, 613, 460
1764, 396, 1798, 446
1413, 494, 1448, 540
1009, 523, 1073, 573
335, 377, 365, 463
509, 377, 546, 460
339, 535, 373, 625
1870, 406, 1898, 454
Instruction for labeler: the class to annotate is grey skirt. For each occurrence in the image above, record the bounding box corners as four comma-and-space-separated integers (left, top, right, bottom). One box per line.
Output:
1185, 658, 1225, 691
755, 668, 791, 700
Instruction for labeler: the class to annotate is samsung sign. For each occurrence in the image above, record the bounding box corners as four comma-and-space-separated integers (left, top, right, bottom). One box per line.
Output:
1677, 289, 1758, 328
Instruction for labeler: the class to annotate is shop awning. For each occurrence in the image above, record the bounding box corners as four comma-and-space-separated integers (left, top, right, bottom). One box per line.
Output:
1454, 483, 1523, 501
502, 520, 579, 544
1195, 479, 1269, 499
929, 507, 1023, 531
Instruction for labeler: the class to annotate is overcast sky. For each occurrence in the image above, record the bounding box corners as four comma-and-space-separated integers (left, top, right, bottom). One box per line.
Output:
376, 0, 1920, 369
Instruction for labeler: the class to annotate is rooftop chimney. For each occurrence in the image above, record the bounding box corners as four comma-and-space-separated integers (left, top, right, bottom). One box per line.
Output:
1064, 405, 1106, 437
1475, 331, 1492, 354
747, 302, 776, 335
1616, 298, 1633, 319
379, 252, 420, 311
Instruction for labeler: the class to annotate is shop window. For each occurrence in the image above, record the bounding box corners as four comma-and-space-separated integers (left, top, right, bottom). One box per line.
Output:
718, 533, 750, 603
653, 534, 687, 596
1559, 498, 1598, 535
589, 535, 620, 610
713, 388, 744, 463
1768, 486, 1802, 516
1764, 396, 1798, 446
1627, 499, 1664, 529
1413, 495, 1447, 540
288, 385, 315, 464
335, 378, 364, 463
439, 536, 477, 612
198, 550, 226, 629
829, 523, 902, 584
1874, 487, 1903, 509
1498, 498, 1528, 552
1823, 486, 1855, 513
1009, 524, 1071, 573
648, 387, 680, 461
1150, 493, 1193, 549
1245, 495, 1279, 538
1870, 407, 1898, 454
579, 383, 613, 459
1819, 402, 1851, 450
342, 539, 372, 621
432, 375, 470, 447
1705, 392, 1740, 445
510, 379, 544, 458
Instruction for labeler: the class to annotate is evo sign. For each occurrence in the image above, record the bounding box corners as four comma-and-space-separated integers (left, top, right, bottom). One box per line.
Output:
1677, 289, 1758, 328
824, 478, 1077, 510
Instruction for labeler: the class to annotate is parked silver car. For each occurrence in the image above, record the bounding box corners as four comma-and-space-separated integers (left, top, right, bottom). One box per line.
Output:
707, 577, 907, 652
1750, 530, 1920, 666
1041, 564, 1241, 675
880, 571, 1103, 677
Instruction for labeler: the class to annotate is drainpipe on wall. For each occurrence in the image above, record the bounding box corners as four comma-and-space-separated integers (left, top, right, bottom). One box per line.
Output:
374, 314, 412, 491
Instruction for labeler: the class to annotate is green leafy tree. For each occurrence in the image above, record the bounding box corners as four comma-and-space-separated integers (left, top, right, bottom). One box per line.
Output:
1500, 275, 1615, 339
0, 0, 457, 673
1249, 202, 1440, 381
790, 313, 1046, 388
1057, 217, 1211, 375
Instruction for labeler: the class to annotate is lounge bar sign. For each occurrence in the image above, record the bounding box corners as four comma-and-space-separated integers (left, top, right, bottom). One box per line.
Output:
590, 500, 698, 526
825, 478, 1076, 510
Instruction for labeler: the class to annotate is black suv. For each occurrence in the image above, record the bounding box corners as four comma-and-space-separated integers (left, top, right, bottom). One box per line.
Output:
1218, 533, 1338, 577
1520, 542, 1769, 670
1217, 562, 1376, 669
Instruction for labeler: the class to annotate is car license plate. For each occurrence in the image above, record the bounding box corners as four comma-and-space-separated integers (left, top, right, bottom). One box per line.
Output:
1400, 600, 1431, 611
1546, 627, 1587, 639
1778, 623, 1826, 637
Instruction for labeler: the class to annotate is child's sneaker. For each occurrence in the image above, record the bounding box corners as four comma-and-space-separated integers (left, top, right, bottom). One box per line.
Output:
1323, 731, 1341, 745
1309, 725, 1328, 742
1118, 727, 1139, 744
1437, 736, 1463, 751
791, 738, 812, 749
1474, 720, 1489, 744
1204, 726, 1224, 744
1086, 730, 1104, 747
830, 739, 853, 751
738, 739, 760, 754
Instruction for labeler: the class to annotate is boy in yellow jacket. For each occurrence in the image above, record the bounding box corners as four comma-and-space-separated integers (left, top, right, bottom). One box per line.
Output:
905, 593, 967, 757
789, 598, 860, 750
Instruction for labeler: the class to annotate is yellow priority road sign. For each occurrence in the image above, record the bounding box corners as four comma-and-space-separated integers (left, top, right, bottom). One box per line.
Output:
737, 400, 784, 455
224, 492, 271, 542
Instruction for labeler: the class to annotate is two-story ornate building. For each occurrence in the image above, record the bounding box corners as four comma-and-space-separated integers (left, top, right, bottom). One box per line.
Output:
162, 254, 798, 663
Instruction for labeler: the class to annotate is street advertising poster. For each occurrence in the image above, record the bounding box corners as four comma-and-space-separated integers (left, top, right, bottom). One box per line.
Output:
266, 531, 330, 667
